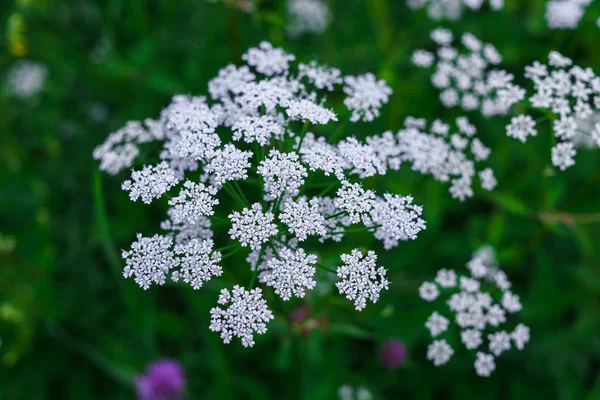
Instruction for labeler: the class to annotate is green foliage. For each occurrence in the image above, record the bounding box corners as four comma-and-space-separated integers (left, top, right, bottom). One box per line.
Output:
1, 0, 600, 398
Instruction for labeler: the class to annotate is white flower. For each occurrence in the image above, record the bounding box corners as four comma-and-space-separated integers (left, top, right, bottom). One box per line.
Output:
426, 311, 449, 337
242, 41, 295, 76
205, 144, 253, 186
412, 50, 435, 67
369, 193, 427, 246
421, 247, 528, 375
286, 99, 338, 124
335, 181, 376, 224
229, 203, 278, 250
261, 247, 317, 300
486, 304, 506, 327
338, 137, 387, 177
419, 282, 440, 302
298, 61, 342, 90
287, 0, 330, 36
122, 234, 178, 290
6, 60, 47, 98
416, 31, 522, 116
161, 209, 213, 245
336, 249, 389, 311
506, 115, 537, 143
122, 162, 179, 204
460, 276, 480, 293
511, 323, 531, 350
478, 168, 497, 191
427, 340, 454, 366
258, 149, 308, 201
279, 197, 326, 241
461, 329, 483, 350
430, 28, 453, 45
232, 115, 284, 146
435, 269, 457, 287
343, 73, 392, 122
209, 285, 274, 347
208, 64, 255, 101
474, 352, 495, 377
554, 116, 578, 140
173, 238, 222, 289
501, 291, 522, 313
551, 142, 577, 170
164, 96, 221, 159
168, 181, 219, 224
93, 120, 157, 175
545, 0, 587, 30
488, 331, 511, 356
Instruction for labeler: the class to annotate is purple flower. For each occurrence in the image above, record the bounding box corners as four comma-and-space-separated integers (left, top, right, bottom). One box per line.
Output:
136, 359, 186, 400
380, 339, 407, 369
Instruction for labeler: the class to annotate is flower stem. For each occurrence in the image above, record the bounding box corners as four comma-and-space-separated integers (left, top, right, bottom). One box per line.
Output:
248, 244, 267, 289
295, 121, 310, 153
325, 211, 348, 220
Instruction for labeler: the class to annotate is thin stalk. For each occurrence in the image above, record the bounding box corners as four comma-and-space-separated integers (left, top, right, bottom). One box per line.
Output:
233, 181, 250, 206
325, 211, 348, 220
222, 246, 243, 260
223, 183, 247, 208
295, 121, 310, 153
248, 244, 267, 289
326, 224, 381, 236
316, 262, 336, 274
317, 181, 339, 197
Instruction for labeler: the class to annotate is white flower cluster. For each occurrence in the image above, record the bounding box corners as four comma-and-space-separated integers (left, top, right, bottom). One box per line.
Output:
287, 0, 330, 37
6, 60, 47, 99
413, 30, 525, 117
406, 0, 504, 21
97, 42, 422, 347
210, 286, 274, 348
261, 247, 317, 300
396, 117, 496, 200
93, 120, 160, 175
545, 0, 593, 30
510, 51, 600, 170
122, 234, 221, 291
420, 246, 530, 376
336, 249, 390, 311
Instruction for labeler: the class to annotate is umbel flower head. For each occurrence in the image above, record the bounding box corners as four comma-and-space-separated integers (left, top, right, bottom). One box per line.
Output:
419, 246, 530, 376
406, 0, 504, 21
96, 41, 428, 347
508, 51, 600, 171
413, 30, 524, 117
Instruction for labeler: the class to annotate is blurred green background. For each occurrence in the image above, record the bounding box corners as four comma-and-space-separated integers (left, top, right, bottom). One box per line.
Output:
2, 0, 600, 398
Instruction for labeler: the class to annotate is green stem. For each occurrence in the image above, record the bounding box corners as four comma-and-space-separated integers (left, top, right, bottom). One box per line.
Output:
316, 262, 336, 274
325, 211, 347, 220
295, 121, 310, 153
222, 246, 243, 260
326, 224, 381, 236
223, 183, 247, 208
317, 181, 339, 197
233, 181, 250, 206
248, 244, 267, 289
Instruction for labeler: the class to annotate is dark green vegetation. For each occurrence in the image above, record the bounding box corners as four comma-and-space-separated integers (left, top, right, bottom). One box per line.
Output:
1, 0, 600, 399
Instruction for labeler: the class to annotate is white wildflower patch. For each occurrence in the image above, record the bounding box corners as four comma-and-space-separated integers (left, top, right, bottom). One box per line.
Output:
406, 0, 504, 21
122, 161, 180, 204
209, 286, 274, 347
261, 247, 317, 300
229, 203, 278, 250
413, 31, 524, 117
96, 41, 429, 346
420, 246, 530, 376
336, 249, 389, 311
